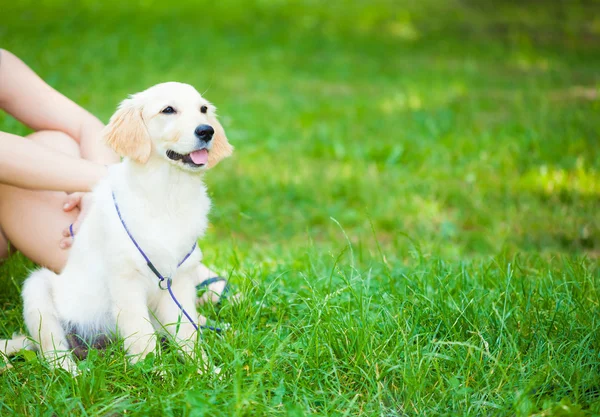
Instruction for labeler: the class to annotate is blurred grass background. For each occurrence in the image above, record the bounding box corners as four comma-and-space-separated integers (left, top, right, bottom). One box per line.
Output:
2, 0, 598, 260
0, 0, 599, 415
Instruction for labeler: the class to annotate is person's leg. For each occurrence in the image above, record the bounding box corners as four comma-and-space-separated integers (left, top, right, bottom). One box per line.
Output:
0, 130, 80, 273
0, 227, 8, 261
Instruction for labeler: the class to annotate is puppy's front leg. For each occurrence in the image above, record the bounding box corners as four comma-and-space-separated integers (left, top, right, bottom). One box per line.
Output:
155, 276, 202, 360
111, 277, 156, 363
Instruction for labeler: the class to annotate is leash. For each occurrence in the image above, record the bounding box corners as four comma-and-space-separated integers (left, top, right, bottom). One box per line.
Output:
70, 193, 222, 334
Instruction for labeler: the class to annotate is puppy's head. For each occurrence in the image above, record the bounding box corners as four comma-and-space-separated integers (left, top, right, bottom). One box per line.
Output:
103, 82, 233, 171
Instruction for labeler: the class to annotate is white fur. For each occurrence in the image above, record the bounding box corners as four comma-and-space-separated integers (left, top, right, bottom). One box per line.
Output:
0, 82, 231, 372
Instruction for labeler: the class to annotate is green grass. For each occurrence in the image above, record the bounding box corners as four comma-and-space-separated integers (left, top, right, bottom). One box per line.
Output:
1, 0, 599, 415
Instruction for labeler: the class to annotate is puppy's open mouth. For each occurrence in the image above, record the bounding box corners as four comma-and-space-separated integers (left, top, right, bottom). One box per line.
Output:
166, 149, 209, 167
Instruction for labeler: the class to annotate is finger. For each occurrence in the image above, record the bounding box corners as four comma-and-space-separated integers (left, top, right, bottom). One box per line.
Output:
59, 237, 73, 250
63, 222, 76, 239
63, 193, 83, 212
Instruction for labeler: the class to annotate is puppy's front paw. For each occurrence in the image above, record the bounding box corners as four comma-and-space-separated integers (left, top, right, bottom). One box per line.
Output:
125, 334, 157, 364
46, 353, 79, 376
127, 349, 154, 365
197, 364, 222, 380
195, 349, 221, 376
60, 357, 80, 376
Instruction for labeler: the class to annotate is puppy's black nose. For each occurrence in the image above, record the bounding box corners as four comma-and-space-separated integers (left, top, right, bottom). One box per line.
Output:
195, 124, 214, 142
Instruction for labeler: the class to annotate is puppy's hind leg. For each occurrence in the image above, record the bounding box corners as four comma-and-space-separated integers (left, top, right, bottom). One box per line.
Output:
22, 269, 76, 373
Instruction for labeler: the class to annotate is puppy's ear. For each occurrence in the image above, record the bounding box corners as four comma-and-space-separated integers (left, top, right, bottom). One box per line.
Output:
207, 117, 233, 169
103, 99, 152, 164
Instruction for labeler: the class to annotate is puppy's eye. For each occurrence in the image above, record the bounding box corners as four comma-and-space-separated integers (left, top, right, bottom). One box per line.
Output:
161, 106, 176, 114
200, 105, 208, 114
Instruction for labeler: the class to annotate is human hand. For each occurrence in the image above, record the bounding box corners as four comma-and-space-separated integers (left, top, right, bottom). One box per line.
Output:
60, 192, 94, 249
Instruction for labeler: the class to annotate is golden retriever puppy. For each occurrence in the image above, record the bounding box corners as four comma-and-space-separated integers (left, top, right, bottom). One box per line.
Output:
1, 82, 232, 372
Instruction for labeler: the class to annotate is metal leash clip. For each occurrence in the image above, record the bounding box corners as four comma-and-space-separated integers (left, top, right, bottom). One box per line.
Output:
159, 277, 169, 290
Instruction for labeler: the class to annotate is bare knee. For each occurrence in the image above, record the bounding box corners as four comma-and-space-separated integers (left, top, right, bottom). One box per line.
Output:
27, 130, 81, 158
36, 248, 68, 274
0, 182, 71, 274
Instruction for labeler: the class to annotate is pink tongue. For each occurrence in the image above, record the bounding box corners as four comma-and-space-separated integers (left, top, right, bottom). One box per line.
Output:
189, 149, 208, 165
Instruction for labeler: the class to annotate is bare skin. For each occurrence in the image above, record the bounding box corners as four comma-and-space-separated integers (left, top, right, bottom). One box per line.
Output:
0, 49, 113, 268
0, 130, 83, 272
0, 50, 227, 301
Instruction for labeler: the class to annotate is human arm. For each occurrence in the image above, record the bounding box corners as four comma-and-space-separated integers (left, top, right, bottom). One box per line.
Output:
0, 131, 107, 192
0, 49, 119, 167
